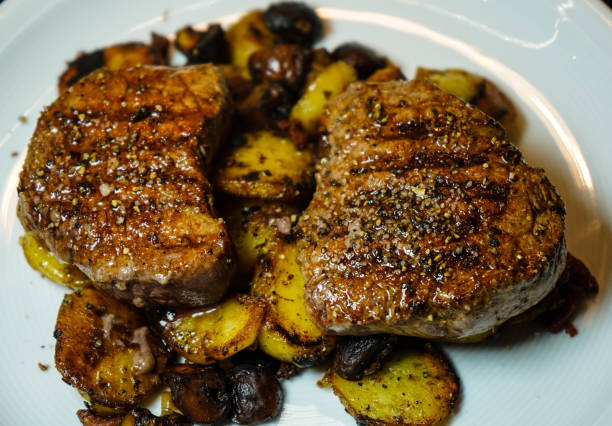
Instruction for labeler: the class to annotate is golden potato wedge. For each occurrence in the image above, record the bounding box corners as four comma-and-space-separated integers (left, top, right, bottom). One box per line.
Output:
219, 197, 299, 276
252, 240, 336, 367
415, 67, 519, 140
54, 287, 172, 409
213, 131, 315, 201
157, 294, 265, 365
226, 10, 277, 71
330, 343, 459, 426
20, 232, 90, 289
290, 61, 358, 134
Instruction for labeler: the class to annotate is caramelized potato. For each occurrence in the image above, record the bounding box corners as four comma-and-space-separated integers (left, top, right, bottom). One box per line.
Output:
415, 67, 519, 139
227, 10, 277, 70
290, 61, 357, 134
252, 240, 336, 367
157, 295, 265, 364
220, 198, 299, 276
20, 232, 89, 289
77, 408, 190, 426
162, 364, 229, 424
330, 344, 459, 426
54, 287, 172, 408
213, 131, 315, 201
175, 24, 230, 64
58, 33, 169, 92
228, 364, 283, 424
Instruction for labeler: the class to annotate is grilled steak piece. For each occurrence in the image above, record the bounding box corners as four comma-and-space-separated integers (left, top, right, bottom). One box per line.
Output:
18, 65, 234, 308
297, 80, 566, 340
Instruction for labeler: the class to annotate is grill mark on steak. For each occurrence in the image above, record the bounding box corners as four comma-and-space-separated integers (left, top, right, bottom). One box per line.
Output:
297, 80, 566, 340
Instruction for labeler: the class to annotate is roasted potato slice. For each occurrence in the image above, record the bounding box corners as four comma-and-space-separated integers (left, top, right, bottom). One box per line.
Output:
290, 61, 357, 134
58, 33, 169, 92
415, 67, 519, 140
330, 343, 459, 426
252, 240, 336, 367
54, 287, 172, 409
220, 197, 298, 276
213, 131, 315, 201
20, 232, 89, 289
226, 10, 277, 71
157, 294, 265, 365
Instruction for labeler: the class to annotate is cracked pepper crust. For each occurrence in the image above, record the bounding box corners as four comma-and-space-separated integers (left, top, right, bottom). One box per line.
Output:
17, 65, 234, 308
297, 80, 566, 340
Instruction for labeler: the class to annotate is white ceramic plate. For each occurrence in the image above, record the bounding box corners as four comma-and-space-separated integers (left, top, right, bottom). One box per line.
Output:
1, 0, 611, 425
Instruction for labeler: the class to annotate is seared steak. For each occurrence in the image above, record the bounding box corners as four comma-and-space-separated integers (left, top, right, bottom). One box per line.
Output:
18, 65, 234, 308
297, 80, 566, 340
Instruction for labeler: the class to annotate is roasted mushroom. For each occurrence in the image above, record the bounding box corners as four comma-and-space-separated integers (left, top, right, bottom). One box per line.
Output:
228, 364, 284, 424
237, 82, 295, 129
263, 2, 322, 46
248, 44, 310, 90
333, 334, 398, 380
175, 24, 230, 64
332, 42, 387, 79
162, 364, 230, 424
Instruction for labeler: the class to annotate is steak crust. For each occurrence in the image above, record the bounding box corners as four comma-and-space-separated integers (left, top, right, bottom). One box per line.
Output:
18, 65, 234, 308
297, 80, 566, 340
